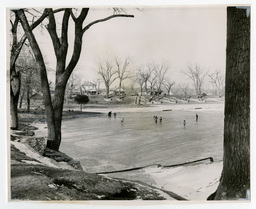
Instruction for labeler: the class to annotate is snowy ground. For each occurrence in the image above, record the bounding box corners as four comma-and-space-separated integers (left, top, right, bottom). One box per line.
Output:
144, 162, 222, 200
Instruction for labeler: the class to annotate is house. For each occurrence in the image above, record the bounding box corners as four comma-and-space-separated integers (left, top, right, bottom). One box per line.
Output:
139, 88, 163, 96
82, 81, 97, 95
114, 87, 126, 96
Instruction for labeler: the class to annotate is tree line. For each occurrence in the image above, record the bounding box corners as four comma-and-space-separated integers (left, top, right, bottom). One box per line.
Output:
66, 57, 225, 101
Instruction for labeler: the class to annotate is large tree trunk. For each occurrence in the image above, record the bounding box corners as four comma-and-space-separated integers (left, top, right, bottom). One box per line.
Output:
209, 7, 250, 200
47, 84, 66, 151
10, 66, 20, 130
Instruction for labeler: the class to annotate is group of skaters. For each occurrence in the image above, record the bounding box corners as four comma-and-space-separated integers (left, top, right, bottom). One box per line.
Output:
108, 111, 124, 124
108, 111, 199, 126
108, 111, 116, 118
153, 113, 199, 127
153, 115, 162, 123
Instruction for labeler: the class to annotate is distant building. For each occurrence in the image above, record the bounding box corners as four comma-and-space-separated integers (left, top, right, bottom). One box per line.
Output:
82, 81, 97, 95
139, 88, 163, 96
114, 87, 126, 96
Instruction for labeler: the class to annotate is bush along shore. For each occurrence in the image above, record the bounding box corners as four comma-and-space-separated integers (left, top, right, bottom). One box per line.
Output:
10, 109, 183, 201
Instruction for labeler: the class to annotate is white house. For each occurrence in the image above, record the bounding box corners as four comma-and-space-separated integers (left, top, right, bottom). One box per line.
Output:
82, 81, 97, 95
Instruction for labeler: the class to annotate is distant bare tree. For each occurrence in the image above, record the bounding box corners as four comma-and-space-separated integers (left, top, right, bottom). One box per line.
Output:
143, 64, 155, 93
115, 56, 131, 95
153, 63, 169, 98
183, 64, 207, 97
92, 79, 101, 93
164, 79, 175, 96
129, 81, 136, 95
208, 70, 225, 97
97, 59, 117, 98
148, 69, 158, 95
135, 64, 153, 95
180, 83, 190, 99
16, 47, 40, 111
65, 72, 80, 103
135, 67, 146, 96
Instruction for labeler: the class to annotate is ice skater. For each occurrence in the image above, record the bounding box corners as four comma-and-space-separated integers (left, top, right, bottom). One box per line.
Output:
155, 116, 158, 123
183, 120, 186, 127
108, 111, 112, 117
121, 117, 124, 124
196, 113, 198, 122
114, 112, 116, 118
159, 117, 162, 123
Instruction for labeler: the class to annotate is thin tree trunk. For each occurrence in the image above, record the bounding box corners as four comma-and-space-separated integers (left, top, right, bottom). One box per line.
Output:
26, 87, 30, 112
144, 81, 148, 93
106, 85, 109, 98
119, 80, 122, 96
209, 7, 250, 200
10, 65, 20, 130
19, 90, 23, 109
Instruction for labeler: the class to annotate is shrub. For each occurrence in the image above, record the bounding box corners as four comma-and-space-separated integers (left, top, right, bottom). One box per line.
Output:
74, 95, 89, 111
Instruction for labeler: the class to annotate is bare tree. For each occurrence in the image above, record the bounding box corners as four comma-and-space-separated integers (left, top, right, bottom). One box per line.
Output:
148, 68, 158, 95
65, 72, 80, 103
97, 59, 117, 98
92, 79, 101, 93
179, 83, 190, 99
9, 9, 65, 130
163, 79, 175, 96
153, 63, 169, 98
135, 67, 147, 96
143, 64, 155, 93
115, 56, 131, 96
208, 70, 225, 97
16, 8, 134, 151
183, 64, 207, 97
135, 64, 154, 96
16, 46, 40, 111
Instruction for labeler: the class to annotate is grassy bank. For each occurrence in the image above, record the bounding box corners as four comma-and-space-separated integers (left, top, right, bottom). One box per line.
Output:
11, 143, 167, 201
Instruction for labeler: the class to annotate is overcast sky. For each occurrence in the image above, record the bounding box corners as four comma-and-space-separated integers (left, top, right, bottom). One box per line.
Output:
35, 6, 227, 87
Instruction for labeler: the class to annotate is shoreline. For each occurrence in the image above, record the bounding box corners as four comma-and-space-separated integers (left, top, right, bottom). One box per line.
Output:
73, 102, 224, 114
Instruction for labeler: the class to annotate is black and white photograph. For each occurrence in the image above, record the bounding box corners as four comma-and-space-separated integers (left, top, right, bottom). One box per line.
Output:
1, 0, 254, 208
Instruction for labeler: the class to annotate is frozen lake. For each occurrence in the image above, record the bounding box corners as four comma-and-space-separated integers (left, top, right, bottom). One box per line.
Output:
58, 105, 224, 174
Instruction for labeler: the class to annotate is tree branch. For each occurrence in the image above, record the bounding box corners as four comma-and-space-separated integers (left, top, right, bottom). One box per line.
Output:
77, 8, 89, 23
45, 9, 61, 54
82, 14, 134, 33
60, 9, 70, 53
70, 9, 76, 22
10, 8, 65, 70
